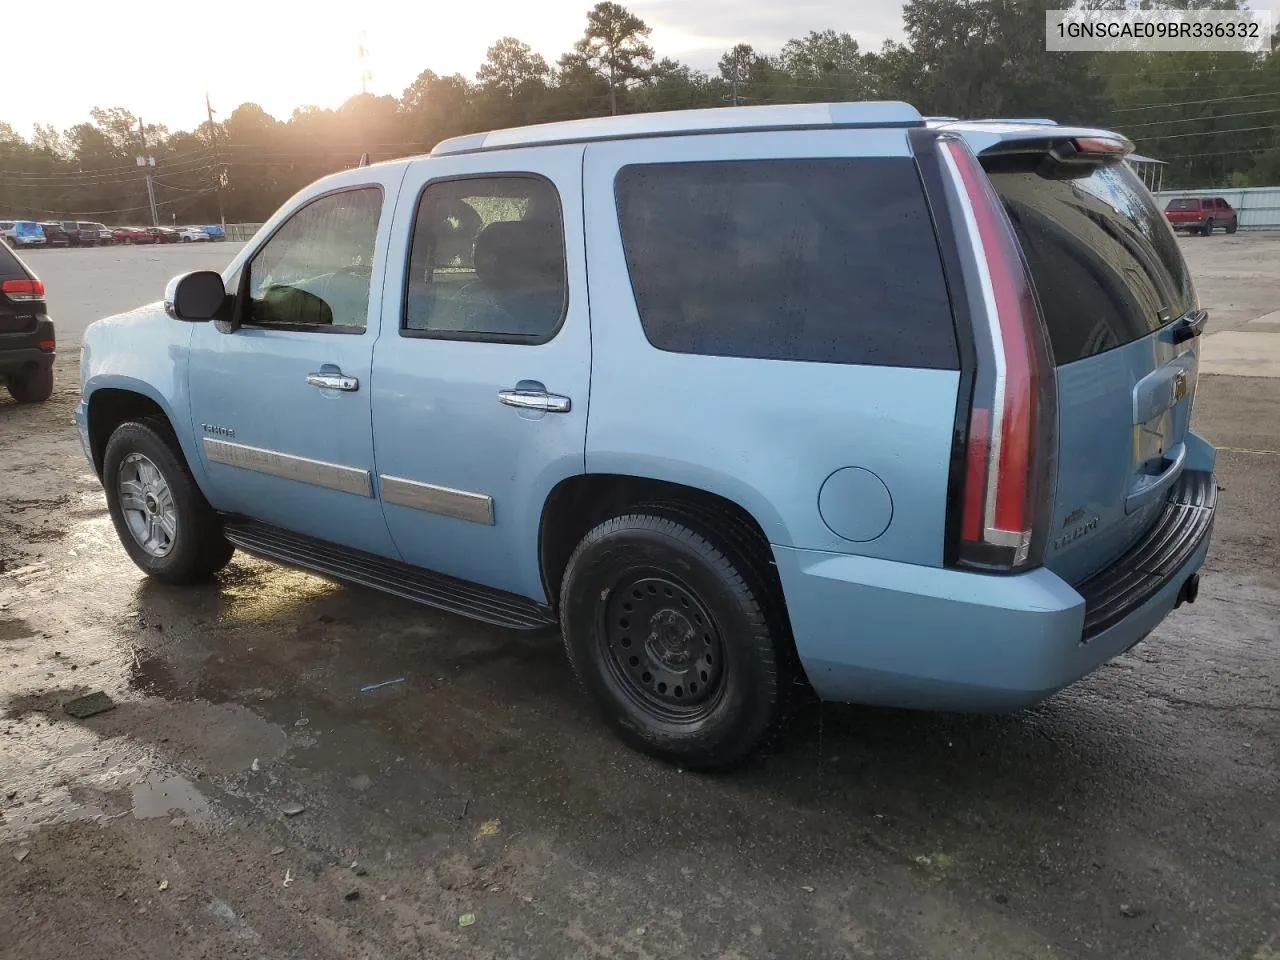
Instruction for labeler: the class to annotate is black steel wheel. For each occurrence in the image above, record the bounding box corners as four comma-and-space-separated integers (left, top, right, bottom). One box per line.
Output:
600, 573, 728, 722
560, 511, 782, 770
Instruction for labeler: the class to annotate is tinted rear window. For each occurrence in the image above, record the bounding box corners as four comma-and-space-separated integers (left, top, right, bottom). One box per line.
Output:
989, 163, 1195, 365
613, 158, 957, 369
0, 242, 25, 277
1166, 198, 1200, 211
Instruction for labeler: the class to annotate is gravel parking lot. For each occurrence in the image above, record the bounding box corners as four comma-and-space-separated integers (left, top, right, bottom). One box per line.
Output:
1, 236, 1277, 959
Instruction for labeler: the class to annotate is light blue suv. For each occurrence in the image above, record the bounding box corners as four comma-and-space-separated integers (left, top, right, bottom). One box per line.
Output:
77, 103, 1217, 769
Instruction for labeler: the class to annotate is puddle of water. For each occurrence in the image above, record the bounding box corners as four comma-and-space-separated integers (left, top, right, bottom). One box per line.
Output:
131, 770, 211, 824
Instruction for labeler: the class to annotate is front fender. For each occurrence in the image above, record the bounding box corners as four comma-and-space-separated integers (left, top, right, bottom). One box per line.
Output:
81, 308, 205, 488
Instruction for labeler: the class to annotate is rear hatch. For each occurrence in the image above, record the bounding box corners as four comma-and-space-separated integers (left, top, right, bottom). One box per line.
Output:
981, 148, 1200, 583
1164, 197, 1203, 225
0, 243, 45, 336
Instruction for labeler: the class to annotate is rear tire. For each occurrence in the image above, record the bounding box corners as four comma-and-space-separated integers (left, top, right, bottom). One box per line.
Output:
1202, 219, 1214, 236
102, 418, 234, 584
6, 365, 53, 403
560, 512, 782, 770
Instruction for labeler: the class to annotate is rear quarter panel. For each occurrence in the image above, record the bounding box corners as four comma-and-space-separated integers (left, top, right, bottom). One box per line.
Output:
582, 130, 960, 564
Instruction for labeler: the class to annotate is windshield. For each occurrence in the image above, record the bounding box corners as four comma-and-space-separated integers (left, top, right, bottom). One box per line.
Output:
14, 222, 43, 237
989, 162, 1195, 365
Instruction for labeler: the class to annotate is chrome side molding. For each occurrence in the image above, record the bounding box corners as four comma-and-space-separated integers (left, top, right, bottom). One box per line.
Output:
203, 438, 373, 497
380, 475, 495, 525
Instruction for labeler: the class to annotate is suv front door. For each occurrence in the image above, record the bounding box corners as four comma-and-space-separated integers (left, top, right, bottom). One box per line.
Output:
187, 176, 402, 556
371, 147, 590, 601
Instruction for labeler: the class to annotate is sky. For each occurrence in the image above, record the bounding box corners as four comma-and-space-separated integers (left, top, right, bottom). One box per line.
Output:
3, 0, 907, 136
5, 0, 1278, 137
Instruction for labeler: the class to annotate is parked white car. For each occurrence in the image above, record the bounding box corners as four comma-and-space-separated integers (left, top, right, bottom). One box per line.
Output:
178, 227, 210, 243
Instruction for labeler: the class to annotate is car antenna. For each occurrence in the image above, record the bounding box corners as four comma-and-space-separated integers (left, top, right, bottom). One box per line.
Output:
358, 153, 369, 168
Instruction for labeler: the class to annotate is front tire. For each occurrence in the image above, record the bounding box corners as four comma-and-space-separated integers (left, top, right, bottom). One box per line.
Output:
103, 419, 234, 584
560, 512, 782, 770
1227, 218, 1239, 235
6, 365, 53, 403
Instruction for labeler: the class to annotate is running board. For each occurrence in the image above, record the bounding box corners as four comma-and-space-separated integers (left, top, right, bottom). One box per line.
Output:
221, 517, 556, 631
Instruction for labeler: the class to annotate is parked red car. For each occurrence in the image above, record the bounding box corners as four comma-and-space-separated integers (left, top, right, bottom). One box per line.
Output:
112, 226, 155, 244
148, 227, 181, 244
1164, 197, 1239, 236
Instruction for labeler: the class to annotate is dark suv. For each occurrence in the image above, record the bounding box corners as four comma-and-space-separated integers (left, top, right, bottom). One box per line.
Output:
40, 223, 72, 247
60, 221, 101, 246
0, 241, 55, 402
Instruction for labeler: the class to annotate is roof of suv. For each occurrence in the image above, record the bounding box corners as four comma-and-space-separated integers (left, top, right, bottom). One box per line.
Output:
430, 102, 1129, 160
432, 101, 926, 156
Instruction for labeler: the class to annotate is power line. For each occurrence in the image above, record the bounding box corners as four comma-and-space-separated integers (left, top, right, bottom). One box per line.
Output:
1122, 105, 1280, 129
1159, 146, 1273, 160
0, 154, 215, 184
1131, 122, 1280, 142
1111, 90, 1280, 113
23, 188, 218, 218
0, 147, 214, 179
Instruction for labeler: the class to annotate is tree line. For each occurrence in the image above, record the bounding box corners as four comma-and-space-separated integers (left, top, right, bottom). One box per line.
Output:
1, 0, 1278, 226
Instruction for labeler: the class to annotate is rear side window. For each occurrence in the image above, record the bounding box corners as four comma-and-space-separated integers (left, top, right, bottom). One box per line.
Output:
989, 163, 1195, 364
613, 158, 957, 368
403, 176, 567, 343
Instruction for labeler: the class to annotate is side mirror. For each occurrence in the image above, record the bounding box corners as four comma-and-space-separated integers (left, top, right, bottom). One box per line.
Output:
164, 271, 227, 322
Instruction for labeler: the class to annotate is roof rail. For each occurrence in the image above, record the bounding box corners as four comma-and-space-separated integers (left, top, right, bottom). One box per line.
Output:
433, 101, 925, 156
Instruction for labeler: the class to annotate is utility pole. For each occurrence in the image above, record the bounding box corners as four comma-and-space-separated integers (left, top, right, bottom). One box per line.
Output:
358, 32, 372, 95
137, 117, 158, 227
206, 93, 226, 230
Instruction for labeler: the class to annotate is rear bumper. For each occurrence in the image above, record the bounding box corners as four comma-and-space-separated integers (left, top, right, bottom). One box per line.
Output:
777, 465, 1217, 712
0, 348, 55, 376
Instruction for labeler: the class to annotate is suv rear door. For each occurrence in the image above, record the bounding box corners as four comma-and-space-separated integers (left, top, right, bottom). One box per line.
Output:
371, 145, 590, 602
977, 145, 1202, 583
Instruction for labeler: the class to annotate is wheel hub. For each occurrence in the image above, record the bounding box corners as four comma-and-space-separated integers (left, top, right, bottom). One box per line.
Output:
602, 575, 725, 716
647, 608, 696, 668
117, 453, 177, 559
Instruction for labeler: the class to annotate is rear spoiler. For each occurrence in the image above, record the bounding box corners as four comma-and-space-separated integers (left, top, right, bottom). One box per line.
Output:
929, 121, 1134, 173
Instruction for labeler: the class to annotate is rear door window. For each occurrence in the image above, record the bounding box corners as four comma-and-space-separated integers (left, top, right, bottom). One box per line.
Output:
613, 158, 957, 368
988, 163, 1195, 364
403, 176, 567, 343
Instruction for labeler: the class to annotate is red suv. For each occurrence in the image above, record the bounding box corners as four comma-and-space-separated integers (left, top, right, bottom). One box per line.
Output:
1164, 196, 1238, 236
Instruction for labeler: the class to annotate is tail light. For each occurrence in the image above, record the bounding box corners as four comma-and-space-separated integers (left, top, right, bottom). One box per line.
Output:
2, 278, 45, 301
38, 339, 55, 352
939, 136, 1057, 572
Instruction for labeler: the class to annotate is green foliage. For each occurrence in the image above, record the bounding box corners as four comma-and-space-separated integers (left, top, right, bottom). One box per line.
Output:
2, 0, 1277, 223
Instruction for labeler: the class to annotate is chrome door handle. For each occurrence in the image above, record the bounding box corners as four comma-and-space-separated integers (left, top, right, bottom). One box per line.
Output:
498, 388, 571, 413
306, 372, 359, 391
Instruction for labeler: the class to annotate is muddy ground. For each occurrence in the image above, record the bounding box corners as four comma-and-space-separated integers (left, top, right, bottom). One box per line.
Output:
1, 239, 1277, 959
